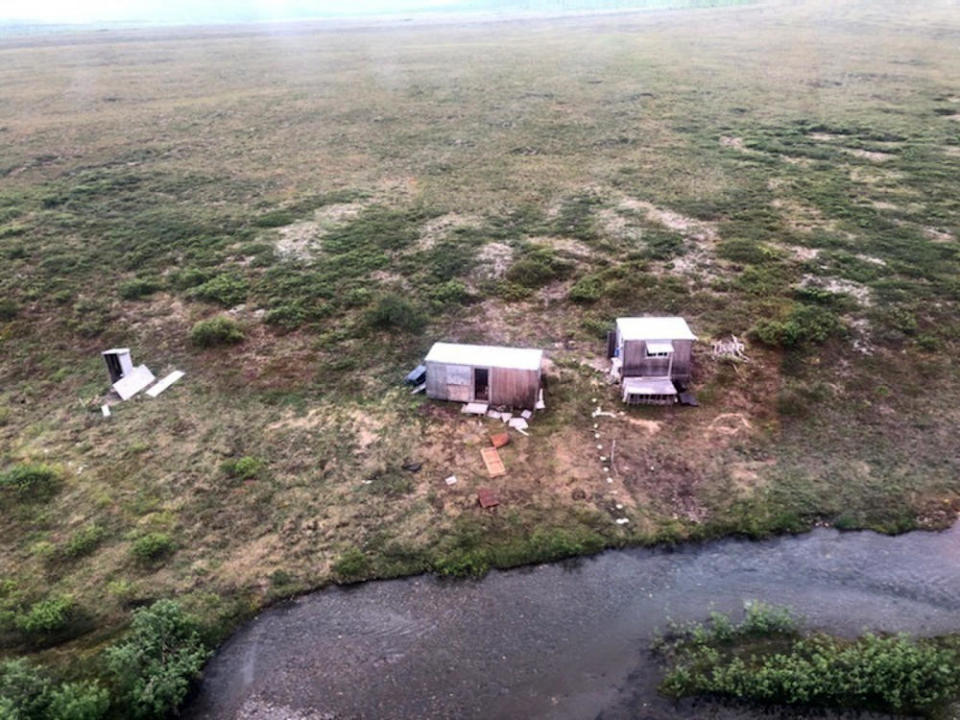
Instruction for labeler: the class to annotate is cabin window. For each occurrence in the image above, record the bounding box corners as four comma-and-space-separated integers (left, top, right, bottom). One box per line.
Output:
645, 350, 670, 358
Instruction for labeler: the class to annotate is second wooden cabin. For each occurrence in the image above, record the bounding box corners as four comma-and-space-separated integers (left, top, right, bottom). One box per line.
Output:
425, 342, 543, 410
609, 317, 697, 405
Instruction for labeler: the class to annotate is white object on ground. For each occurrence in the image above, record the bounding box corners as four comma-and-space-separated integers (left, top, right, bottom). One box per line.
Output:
100, 405, 111, 417
606, 477, 613, 483
146, 370, 184, 398
487, 410, 501, 420
508, 417, 528, 431
500, 413, 513, 424
616, 503, 623, 510
515, 427, 529, 437
615, 518, 630, 525
444, 475, 458, 486
112, 365, 155, 400
461, 402, 489, 415
520, 409, 532, 420
535, 389, 546, 410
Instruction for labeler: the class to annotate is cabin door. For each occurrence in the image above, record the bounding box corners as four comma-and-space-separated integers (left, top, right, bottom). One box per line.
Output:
474, 368, 490, 402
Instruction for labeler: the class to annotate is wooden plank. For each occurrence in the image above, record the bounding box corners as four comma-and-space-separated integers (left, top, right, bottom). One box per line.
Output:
480, 447, 506, 477
477, 486, 500, 508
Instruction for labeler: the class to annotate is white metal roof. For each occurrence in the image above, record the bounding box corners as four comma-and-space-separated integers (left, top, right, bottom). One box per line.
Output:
425, 342, 543, 371
616, 317, 697, 341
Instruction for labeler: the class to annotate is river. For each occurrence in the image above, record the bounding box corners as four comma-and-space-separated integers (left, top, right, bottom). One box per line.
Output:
187, 522, 960, 719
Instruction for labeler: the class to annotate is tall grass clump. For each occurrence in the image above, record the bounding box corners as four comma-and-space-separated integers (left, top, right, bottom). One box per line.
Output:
0, 464, 61, 501
190, 316, 244, 347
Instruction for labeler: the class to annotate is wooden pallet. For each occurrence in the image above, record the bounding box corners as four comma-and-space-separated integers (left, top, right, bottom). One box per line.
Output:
480, 446, 506, 477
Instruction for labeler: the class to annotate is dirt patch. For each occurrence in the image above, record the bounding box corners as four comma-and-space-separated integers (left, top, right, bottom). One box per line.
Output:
943, 146, 960, 158
275, 221, 321, 260
719, 135, 758, 154
624, 417, 662, 434
475, 242, 514, 281
923, 226, 955, 243
619, 198, 719, 243
416, 212, 481, 250
782, 155, 815, 167
775, 244, 820, 261
840, 147, 895, 162
772, 198, 838, 234
849, 166, 903, 185
528, 235, 594, 259
800, 274, 872, 306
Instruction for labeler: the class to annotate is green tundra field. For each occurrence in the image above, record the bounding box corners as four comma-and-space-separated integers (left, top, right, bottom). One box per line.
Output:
1, 0, 959, 714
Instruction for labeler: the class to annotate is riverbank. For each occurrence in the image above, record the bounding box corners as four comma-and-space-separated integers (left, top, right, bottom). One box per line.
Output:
186, 522, 960, 719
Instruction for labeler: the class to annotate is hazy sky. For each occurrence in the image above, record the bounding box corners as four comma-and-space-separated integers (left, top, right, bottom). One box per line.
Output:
0, 0, 469, 24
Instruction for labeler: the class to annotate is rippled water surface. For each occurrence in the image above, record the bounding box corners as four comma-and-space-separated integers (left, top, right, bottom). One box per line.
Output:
187, 524, 960, 719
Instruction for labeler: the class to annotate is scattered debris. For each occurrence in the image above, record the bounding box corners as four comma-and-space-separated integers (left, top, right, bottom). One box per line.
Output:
112, 365, 156, 401
615, 518, 629, 525
508, 417, 528, 431
481, 447, 506, 477
535, 389, 546, 410
102, 348, 134, 383
402, 461, 423, 473
712, 335, 749, 362
490, 433, 510, 449
520, 409, 532, 420
462, 402, 489, 415
477, 486, 500, 509
100, 405, 111, 418
410, 383, 426, 395
678, 392, 699, 406
146, 370, 184, 398
592, 406, 617, 418
500, 412, 513, 424
404, 364, 427, 386
444, 475, 458, 486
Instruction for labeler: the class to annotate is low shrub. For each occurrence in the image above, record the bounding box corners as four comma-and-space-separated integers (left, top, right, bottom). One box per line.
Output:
366, 294, 426, 333
643, 230, 686, 260
131, 533, 175, 563
46, 680, 111, 720
189, 273, 248, 307
63, 524, 106, 559
221, 456, 263, 480
118, 278, 162, 301
0, 463, 60, 501
253, 209, 296, 228
190, 316, 244, 347
106, 599, 210, 719
752, 304, 842, 347
332, 547, 370, 583
15, 595, 76, 635
505, 247, 571, 288
658, 606, 959, 716
0, 299, 18, 320
568, 274, 604, 303
264, 303, 307, 329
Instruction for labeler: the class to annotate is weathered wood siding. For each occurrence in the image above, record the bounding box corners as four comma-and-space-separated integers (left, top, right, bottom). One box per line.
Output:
490, 367, 540, 409
426, 361, 541, 408
426, 361, 469, 402
622, 339, 693, 381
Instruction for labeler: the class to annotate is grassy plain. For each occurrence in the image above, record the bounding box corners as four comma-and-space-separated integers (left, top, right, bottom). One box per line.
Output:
1, 0, 959, 708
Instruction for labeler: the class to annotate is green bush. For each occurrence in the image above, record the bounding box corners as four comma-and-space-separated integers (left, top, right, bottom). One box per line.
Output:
568, 274, 604, 303
366, 294, 426, 333
118, 278, 162, 301
221, 456, 263, 480
643, 230, 685, 260
264, 303, 307, 329
106, 599, 210, 719
189, 273, 248, 307
752, 304, 841, 347
131, 533, 175, 563
63, 524, 106, 559
46, 681, 110, 720
253, 209, 296, 228
190, 316, 244, 347
332, 547, 370, 583
15, 595, 75, 635
0, 659, 50, 719
505, 247, 570, 288
0, 464, 60, 501
658, 607, 959, 716
0, 299, 18, 320
718, 238, 780, 265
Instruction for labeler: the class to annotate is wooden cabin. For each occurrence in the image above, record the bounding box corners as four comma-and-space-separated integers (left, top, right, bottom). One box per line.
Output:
425, 342, 543, 410
609, 317, 697, 405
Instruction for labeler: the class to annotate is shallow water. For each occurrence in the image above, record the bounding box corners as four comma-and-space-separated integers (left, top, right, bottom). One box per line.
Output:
187, 523, 960, 719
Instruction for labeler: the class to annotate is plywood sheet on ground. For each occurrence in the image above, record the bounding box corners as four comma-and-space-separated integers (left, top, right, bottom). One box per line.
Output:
480, 447, 506, 477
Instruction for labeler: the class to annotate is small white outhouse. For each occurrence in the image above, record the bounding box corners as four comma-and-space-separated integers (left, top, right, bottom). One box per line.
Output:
424, 342, 543, 410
